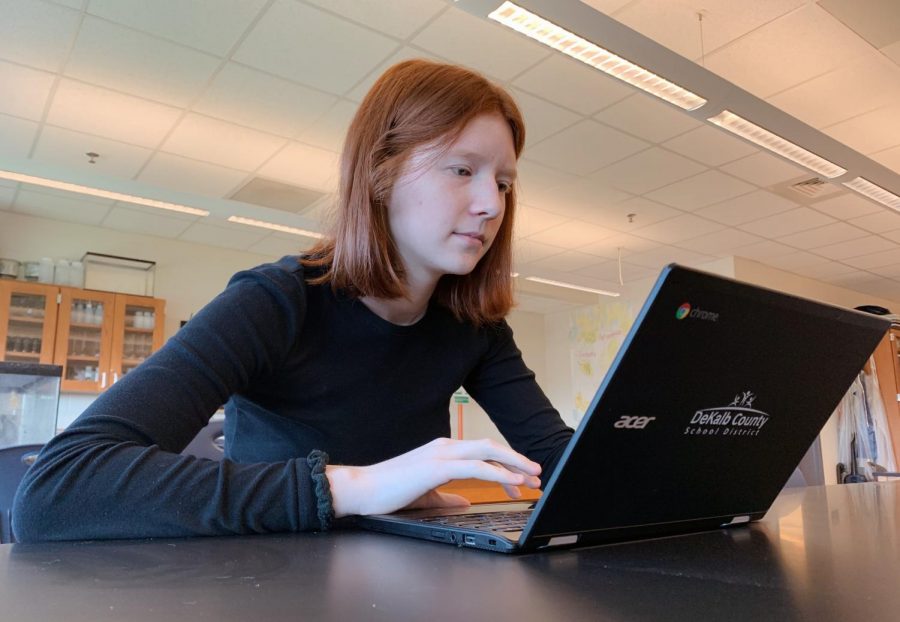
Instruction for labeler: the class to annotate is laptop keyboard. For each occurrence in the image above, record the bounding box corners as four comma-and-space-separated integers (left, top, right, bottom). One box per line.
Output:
419, 510, 531, 533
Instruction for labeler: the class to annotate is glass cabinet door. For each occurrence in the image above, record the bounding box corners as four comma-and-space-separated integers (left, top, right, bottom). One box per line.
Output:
0, 281, 59, 364
54, 289, 116, 392
111, 295, 165, 382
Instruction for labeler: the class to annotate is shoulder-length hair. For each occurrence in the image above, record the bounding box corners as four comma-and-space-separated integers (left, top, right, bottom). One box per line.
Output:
302, 59, 525, 326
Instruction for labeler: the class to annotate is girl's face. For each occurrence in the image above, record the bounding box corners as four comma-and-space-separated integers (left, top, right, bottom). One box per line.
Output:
386, 112, 517, 286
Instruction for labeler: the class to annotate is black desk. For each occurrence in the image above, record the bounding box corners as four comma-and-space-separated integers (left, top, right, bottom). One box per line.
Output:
2, 482, 898, 621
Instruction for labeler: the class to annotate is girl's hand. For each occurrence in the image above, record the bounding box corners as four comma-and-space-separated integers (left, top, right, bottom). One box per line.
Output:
325, 437, 541, 518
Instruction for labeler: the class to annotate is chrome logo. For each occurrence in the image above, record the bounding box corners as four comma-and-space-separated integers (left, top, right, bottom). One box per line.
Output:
675, 302, 691, 319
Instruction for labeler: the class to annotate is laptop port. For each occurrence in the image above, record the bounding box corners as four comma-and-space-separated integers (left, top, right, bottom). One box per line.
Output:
464, 535, 476, 546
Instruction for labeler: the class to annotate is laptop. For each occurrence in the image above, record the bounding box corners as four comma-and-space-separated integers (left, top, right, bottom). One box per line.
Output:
356, 264, 889, 553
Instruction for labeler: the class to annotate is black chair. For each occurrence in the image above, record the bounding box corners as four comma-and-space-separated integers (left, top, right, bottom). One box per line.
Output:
0, 444, 43, 543
181, 420, 225, 461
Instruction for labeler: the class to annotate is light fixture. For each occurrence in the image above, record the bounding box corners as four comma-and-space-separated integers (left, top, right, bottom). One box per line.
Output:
525, 276, 620, 297
842, 177, 900, 213
227, 215, 324, 239
707, 111, 846, 179
487, 1, 706, 111
0, 169, 210, 216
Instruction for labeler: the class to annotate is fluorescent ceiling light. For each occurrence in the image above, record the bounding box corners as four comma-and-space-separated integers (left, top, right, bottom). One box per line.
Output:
525, 276, 620, 297
487, 1, 706, 111
227, 215, 324, 239
842, 177, 900, 213
707, 111, 846, 179
0, 169, 209, 216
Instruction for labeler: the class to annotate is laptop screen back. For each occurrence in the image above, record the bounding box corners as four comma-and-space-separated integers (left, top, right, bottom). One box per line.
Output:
526, 265, 888, 541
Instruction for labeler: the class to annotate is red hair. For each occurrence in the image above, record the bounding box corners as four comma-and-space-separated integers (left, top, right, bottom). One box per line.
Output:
303, 60, 525, 326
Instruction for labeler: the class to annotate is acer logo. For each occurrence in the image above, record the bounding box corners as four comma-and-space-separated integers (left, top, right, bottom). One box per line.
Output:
614, 415, 657, 429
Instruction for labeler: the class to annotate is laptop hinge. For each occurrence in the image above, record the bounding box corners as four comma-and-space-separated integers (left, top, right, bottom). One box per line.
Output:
721, 515, 750, 527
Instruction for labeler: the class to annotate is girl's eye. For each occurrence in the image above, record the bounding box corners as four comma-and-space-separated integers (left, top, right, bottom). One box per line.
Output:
452, 166, 471, 177
498, 181, 512, 194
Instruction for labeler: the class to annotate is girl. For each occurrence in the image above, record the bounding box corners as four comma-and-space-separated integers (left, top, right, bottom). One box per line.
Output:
13, 60, 573, 541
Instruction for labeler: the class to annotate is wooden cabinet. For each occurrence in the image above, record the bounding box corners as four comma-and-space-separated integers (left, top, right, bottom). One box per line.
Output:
871, 327, 900, 467
0, 281, 59, 365
1, 281, 165, 393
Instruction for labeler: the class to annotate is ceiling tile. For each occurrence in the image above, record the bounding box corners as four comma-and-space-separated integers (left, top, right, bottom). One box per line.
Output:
532, 176, 634, 223
0, 60, 55, 121
536, 249, 606, 273
871, 145, 900, 174
86, 0, 268, 57
509, 88, 581, 149
579, 0, 634, 16
612, 0, 805, 61
161, 113, 286, 171
626, 245, 716, 270
884, 40, 900, 64
848, 278, 900, 302
822, 104, 900, 155
412, 7, 549, 81
137, 153, 248, 198
578, 231, 661, 259
719, 152, 806, 187
245, 233, 313, 258
33, 125, 152, 178
0, 113, 38, 158
814, 235, 896, 260
861, 263, 900, 280
574, 260, 656, 283
11, 187, 111, 226
738, 207, 835, 237
516, 158, 583, 209
101, 204, 195, 237
234, 0, 397, 95
47, 79, 182, 148
883, 229, 900, 244
788, 260, 859, 281
809, 192, 883, 220
65, 16, 221, 107
177, 220, 268, 250
524, 220, 615, 249
731, 239, 797, 261
296, 100, 357, 152
767, 53, 900, 128
304, 0, 446, 40
695, 189, 799, 226
705, 4, 874, 98
645, 170, 755, 211
512, 53, 632, 115
345, 46, 441, 102
632, 213, 725, 244
514, 205, 570, 239
193, 62, 338, 138
677, 228, 764, 256
513, 238, 566, 266
582, 196, 680, 231
842, 247, 900, 270
592, 147, 705, 195
524, 120, 649, 176
255, 141, 341, 193
593, 93, 700, 143
848, 210, 900, 233
662, 125, 758, 167
776, 222, 870, 250
765, 251, 833, 272
0, 0, 80, 71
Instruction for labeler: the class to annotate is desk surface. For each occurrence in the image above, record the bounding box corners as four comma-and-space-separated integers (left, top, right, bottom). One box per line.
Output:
2, 482, 899, 621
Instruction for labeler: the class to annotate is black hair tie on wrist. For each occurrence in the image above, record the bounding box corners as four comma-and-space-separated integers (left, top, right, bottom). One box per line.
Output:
307, 449, 335, 531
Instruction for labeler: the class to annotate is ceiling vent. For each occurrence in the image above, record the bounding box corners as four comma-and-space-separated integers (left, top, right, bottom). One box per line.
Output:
789, 177, 835, 199
229, 177, 327, 215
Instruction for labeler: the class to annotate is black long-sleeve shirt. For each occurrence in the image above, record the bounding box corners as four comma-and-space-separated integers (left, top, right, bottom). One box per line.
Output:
13, 256, 573, 542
